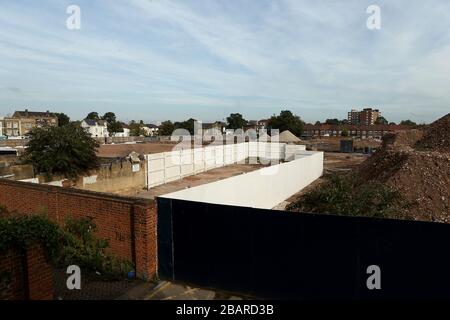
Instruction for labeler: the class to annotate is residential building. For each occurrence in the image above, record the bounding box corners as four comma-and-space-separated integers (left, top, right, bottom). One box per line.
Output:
347, 108, 381, 126
4, 118, 21, 137
202, 121, 226, 134
114, 127, 130, 138
2, 109, 58, 137
0, 117, 4, 137
347, 109, 360, 125
303, 123, 409, 139
244, 119, 268, 132
81, 119, 109, 138
12, 109, 58, 135
143, 124, 159, 136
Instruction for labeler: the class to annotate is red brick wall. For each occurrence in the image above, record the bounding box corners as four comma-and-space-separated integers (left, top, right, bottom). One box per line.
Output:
0, 248, 26, 300
0, 179, 157, 279
26, 244, 54, 300
0, 245, 53, 300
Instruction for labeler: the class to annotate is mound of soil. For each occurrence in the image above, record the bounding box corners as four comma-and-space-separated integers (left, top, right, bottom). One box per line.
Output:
356, 113, 450, 222
415, 113, 450, 153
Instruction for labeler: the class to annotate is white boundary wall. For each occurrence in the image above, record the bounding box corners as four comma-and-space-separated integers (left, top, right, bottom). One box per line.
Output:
146, 142, 309, 189
160, 151, 324, 209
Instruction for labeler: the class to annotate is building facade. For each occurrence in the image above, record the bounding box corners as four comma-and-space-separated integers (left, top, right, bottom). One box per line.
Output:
303, 124, 409, 139
0, 117, 3, 137
347, 108, 380, 126
1, 110, 58, 137
81, 119, 109, 138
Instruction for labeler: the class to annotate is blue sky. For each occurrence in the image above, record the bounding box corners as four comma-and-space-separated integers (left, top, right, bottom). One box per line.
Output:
0, 0, 449, 123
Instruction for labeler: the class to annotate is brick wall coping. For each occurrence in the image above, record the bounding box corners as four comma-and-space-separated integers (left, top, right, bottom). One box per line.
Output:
0, 178, 151, 207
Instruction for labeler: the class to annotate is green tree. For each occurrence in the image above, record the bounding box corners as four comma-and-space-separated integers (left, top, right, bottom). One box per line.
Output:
159, 121, 175, 136
56, 113, 70, 127
129, 121, 145, 136
21, 124, 99, 179
325, 118, 340, 125
314, 121, 321, 126
174, 118, 196, 135
101, 112, 123, 136
101, 112, 117, 123
226, 113, 247, 130
108, 122, 124, 136
375, 116, 388, 125
400, 120, 417, 126
86, 112, 100, 120
341, 129, 349, 137
267, 110, 305, 137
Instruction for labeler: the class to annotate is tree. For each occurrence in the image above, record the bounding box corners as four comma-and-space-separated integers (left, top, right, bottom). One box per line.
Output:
159, 121, 175, 136
174, 118, 196, 135
100, 112, 123, 136
226, 113, 247, 130
129, 121, 145, 136
56, 113, 70, 127
400, 120, 417, 126
108, 122, 124, 136
86, 112, 99, 120
21, 124, 99, 179
325, 118, 340, 125
341, 129, 349, 137
267, 110, 305, 137
375, 116, 388, 125
314, 121, 321, 126
389, 122, 397, 126
101, 112, 116, 123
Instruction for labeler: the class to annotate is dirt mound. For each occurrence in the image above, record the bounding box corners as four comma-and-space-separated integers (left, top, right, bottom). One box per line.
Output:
356, 114, 450, 222
415, 113, 450, 153
381, 129, 424, 151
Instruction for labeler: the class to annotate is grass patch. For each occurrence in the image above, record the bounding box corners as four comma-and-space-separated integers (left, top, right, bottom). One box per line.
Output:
287, 173, 409, 219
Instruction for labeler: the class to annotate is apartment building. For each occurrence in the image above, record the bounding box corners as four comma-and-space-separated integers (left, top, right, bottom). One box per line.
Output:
3, 109, 58, 137
347, 108, 380, 126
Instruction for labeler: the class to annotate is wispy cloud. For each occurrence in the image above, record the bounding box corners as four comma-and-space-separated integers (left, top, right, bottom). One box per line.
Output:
0, 0, 449, 123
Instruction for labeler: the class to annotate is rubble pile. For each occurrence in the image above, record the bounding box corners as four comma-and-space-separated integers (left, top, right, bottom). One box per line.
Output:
357, 113, 450, 222
415, 113, 450, 152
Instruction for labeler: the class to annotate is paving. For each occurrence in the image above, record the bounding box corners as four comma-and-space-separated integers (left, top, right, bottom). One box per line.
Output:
141, 282, 244, 300
128, 163, 265, 199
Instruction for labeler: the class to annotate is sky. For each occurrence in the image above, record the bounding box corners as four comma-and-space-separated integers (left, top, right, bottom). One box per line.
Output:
0, 0, 449, 124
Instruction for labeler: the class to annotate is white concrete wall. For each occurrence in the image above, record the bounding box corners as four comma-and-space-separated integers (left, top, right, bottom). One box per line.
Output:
160, 151, 324, 209
285, 144, 307, 161
146, 142, 310, 190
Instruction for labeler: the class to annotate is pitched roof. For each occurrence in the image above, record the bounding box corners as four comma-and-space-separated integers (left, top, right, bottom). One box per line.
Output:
83, 119, 98, 126
83, 119, 106, 126
13, 110, 56, 118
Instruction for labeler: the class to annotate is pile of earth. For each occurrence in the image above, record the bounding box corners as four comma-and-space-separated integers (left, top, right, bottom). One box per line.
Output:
356, 113, 450, 222
415, 113, 450, 152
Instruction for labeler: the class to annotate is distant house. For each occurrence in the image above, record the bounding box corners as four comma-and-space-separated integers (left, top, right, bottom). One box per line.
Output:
114, 123, 130, 138
3, 109, 58, 137
0, 117, 4, 137
81, 119, 109, 138
202, 121, 226, 134
143, 124, 159, 136
303, 123, 410, 139
244, 119, 269, 132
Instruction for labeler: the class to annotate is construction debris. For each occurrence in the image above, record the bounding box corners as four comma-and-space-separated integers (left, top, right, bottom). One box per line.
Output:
357, 113, 450, 222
